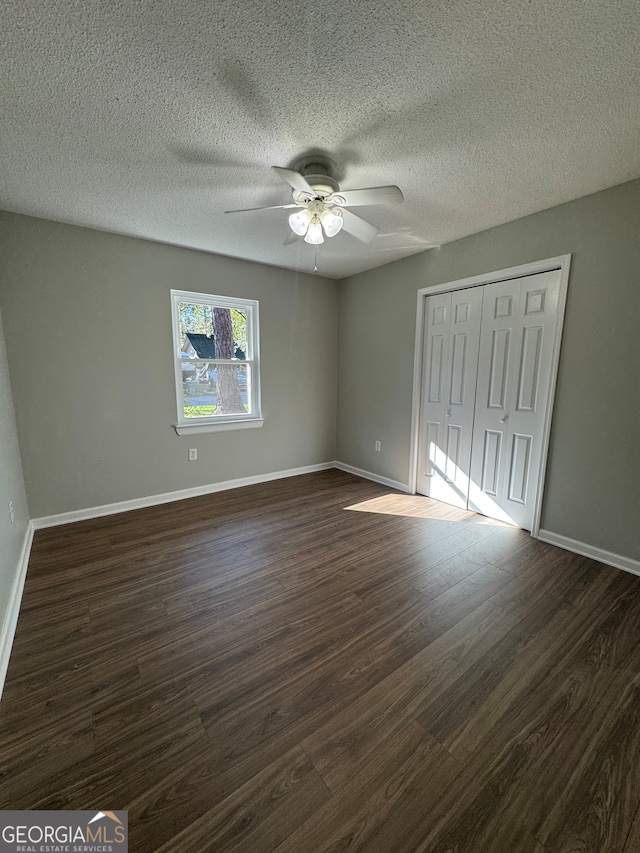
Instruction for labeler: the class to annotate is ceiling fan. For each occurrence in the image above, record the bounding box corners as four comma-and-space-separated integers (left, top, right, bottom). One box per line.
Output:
226, 157, 404, 244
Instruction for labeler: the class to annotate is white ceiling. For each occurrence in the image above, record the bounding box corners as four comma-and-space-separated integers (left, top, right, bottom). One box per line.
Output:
1, 0, 639, 279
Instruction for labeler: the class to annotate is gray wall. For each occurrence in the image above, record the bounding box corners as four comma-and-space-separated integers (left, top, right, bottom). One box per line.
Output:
0, 308, 30, 663
0, 212, 338, 518
337, 178, 640, 562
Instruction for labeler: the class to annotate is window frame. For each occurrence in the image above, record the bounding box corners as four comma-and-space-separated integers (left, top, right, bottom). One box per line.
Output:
170, 289, 263, 435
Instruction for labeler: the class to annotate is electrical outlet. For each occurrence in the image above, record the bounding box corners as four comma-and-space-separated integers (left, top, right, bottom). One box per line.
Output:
375, 440, 382, 452
8, 501, 14, 524
188, 448, 198, 461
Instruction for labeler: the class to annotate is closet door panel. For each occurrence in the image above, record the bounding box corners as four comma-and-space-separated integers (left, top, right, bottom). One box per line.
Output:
516, 325, 543, 411
417, 288, 482, 508
442, 287, 483, 506
468, 270, 561, 529
505, 271, 560, 527
469, 278, 522, 524
487, 328, 511, 409
481, 429, 502, 496
508, 433, 532, 504
416, 293, 451, 501
428, 332, 446, 403
449, 331, 468, 405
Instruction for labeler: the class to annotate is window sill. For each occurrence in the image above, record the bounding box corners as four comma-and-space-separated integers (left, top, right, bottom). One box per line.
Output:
173, 418, 264, 436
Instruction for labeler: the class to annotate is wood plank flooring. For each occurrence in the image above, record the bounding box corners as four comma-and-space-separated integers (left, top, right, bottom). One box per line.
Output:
1, 469, 640, 852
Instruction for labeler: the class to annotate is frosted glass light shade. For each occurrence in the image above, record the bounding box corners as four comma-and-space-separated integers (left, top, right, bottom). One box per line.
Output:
289, 208, 313, 236
304, 217, 324, 244
320, 208, 343, 237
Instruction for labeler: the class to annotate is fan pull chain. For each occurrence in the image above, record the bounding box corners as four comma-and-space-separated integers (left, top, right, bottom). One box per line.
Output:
314, 244, 318, 273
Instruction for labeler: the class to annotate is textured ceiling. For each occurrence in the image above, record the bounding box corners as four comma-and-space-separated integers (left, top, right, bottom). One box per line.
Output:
1, 0, 639, 279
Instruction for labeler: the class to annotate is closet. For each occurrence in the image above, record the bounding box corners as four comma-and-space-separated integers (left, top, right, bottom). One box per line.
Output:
416, 267, 564, 531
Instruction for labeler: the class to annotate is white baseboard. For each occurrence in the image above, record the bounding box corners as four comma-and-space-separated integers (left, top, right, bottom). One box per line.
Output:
537, 529, 640, 578
32, 462, 336, 529
0, 521, 35, 700
334, 461, 410, 493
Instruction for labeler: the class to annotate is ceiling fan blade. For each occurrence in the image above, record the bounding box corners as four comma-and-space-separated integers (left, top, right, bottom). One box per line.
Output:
272, 166, 314, 195
340, 208, 378, 243
331, 185, 404, 207
225, 203, 302, 213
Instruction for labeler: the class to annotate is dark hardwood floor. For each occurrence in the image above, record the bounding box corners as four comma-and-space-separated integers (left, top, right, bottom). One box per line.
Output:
1, 469, 640, 852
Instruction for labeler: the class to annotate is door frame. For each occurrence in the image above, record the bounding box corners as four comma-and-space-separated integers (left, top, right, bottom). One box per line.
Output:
409, 254, 572, 537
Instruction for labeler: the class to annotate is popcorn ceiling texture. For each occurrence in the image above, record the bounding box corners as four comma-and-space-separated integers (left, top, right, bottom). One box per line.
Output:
1, 0, 639, 278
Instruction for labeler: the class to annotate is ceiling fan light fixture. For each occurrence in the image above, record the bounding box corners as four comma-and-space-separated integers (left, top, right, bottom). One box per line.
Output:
320, 208, 343, 237
230, 163, 403, 249
304, 215, 324, 244
289, 208, 312, 236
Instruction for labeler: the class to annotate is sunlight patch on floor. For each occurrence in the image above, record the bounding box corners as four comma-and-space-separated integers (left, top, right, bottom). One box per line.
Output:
344, 493, 508, 524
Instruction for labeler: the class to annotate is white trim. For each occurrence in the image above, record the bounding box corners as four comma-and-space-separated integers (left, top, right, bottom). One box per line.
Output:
414, 254, 571, 297
334, 461, 410, 493
0, 521, 35, 700
529, 259, 571, 536
171, 289, 256, 312
537, 529, 640, 578
173, 418, 264, 435
31, 463, 336, 529
409, 254, 572, 538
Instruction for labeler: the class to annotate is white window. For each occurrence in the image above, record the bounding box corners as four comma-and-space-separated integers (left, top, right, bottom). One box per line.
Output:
170, 290, 262, 434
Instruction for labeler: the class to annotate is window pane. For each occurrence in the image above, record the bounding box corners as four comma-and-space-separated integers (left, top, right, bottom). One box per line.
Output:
179, 302, 248, 360
182, 363, 250, 419
172, 289, 260, 428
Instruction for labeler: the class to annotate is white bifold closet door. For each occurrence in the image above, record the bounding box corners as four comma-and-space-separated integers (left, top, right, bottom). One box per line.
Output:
468, 271, 560, 528
417, 269, 561, 530
416, 287, 483, 508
